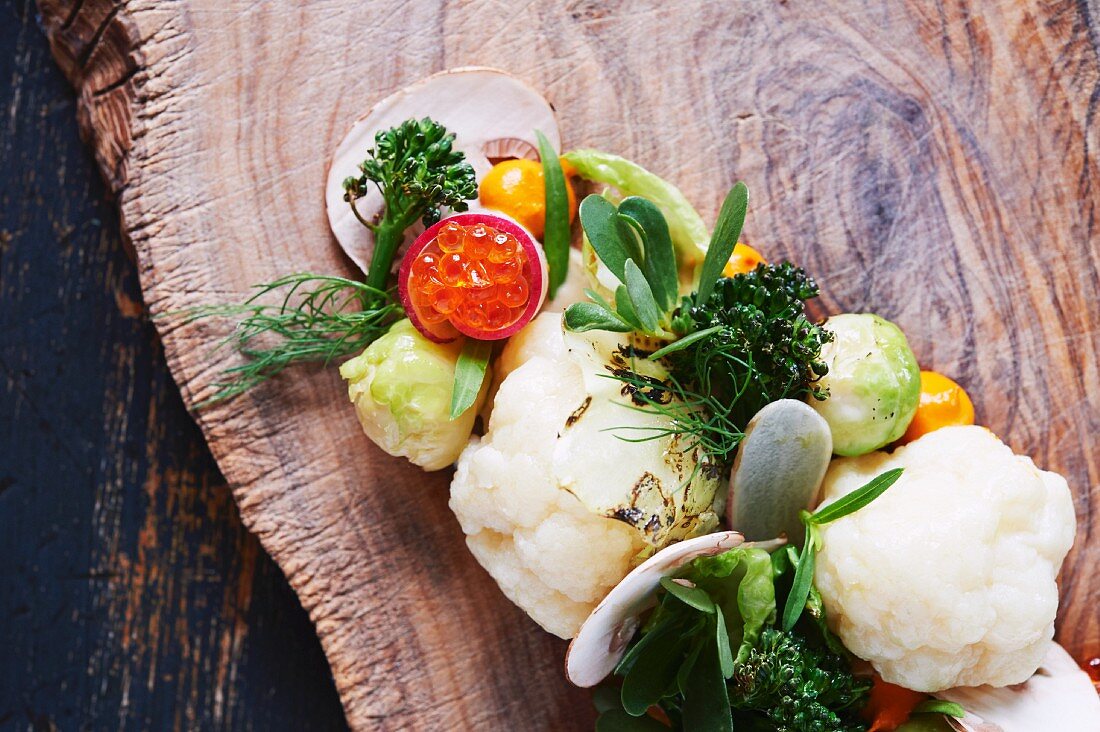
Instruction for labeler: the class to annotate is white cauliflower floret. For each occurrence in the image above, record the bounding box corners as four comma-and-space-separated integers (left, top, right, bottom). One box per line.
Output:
815, 426, 1076, 692
450, 314, 720, 639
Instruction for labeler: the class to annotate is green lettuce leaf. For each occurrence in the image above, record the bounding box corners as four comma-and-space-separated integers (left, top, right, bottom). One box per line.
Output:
684, 547, 776, 665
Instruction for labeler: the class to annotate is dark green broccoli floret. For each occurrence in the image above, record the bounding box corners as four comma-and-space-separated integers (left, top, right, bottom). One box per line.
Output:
343, 117, 478, 289
731, 628, 871, 732
664, 263, 834, 461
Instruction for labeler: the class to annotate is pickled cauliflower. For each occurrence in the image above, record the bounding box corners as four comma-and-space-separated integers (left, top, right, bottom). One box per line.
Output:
450, 314, 722, 638
814, 426, 1076, 692
339, 319, 487, 471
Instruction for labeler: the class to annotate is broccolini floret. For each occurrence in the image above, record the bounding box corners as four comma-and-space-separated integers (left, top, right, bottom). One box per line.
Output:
731, 628, 871, 732
343, 117, 478, 290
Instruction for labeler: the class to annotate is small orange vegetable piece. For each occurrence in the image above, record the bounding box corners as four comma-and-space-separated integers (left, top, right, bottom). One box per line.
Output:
862, 676, 927, 732
723, 242, 767, 277
900, 370, 975, 444
478, 158, 577, 238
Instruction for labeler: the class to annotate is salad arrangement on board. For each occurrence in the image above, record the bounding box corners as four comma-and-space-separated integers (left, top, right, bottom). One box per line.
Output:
192, 69, 1099, 731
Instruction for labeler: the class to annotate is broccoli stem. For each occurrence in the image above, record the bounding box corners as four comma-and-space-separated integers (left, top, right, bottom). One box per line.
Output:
365, 221, 406, 292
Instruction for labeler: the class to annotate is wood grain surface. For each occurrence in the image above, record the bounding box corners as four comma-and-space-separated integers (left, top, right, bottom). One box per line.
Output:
36, 0, 1100, 729
1, 2, 346, 728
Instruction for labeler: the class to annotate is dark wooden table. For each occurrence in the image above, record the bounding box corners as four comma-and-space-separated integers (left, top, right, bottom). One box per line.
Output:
0, 2, 348, 728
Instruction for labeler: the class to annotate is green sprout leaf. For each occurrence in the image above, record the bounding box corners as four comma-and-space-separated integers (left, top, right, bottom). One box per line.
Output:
783, 469, 903, 630
537, 130, 570, 298
681, 639, 733, 732
595, 709, 670, 732
620, 621, 685, 715
618, 196, 677, 311
564, 302, 634, 333
449, 338, 492, 420
809, 468, 904, 525
660, 576, 716, 613
781, 525, 817, 632
695, 181, 748, 305
624, 259, 661, 333
579, 195, 636, 282
715, 606, 735, 679
614, 285, 645, 331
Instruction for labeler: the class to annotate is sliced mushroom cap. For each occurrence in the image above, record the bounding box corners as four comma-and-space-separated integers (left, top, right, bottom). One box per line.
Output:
728, 399, 833, 545
934, 642, 1100, 731
565, 531, 786, 688
325, 67, 560, 275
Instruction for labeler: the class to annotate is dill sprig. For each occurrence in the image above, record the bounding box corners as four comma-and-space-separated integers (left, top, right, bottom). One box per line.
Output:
602, 368, 746, 464
182, 274, 400, 406
178, 117, 478, 406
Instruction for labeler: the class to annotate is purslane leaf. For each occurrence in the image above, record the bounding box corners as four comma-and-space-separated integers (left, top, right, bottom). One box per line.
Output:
595, 709, 671, 732
715, 606, 735, 679
615, 286, 644, 331
681, 638, 733, 732
580, 194, 634, 283
618, 196, 677, 311
620, 621, 686, 716
624, 259, 660, 332
564, 302, 633, 333
695, 181, 748, 305
449, 338, 492, 420
537, 130, 570, 299
660, 576, 716, 613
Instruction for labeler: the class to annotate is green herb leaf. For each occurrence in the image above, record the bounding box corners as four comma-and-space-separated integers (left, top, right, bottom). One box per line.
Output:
677, 637, 703, 696
620, 621, 686, 715
660, 576, 715, 614
595, 709, 670, 732
695, 181, 748, 306
913, 700, 966, 718
646, 325, 724, 361
810, 468, 904, 525
585, 288, 616, 313
591, 684, 623, 715
614, 286, 645, 331
680, 639, 733, 732
781, 525, 816, 631
450, 338, 492, 420
624, 259, 661, 333
714, 606, 735, 679
564, 302, 633, 333
618, 197, 677, 312
580, 195, 635, 282
537, 130, 570, 298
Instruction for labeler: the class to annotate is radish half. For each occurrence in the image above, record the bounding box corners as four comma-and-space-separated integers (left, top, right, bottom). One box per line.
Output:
398, 213, 548, 343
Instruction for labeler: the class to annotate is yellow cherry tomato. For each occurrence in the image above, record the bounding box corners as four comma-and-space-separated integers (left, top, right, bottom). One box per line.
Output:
478, 158, 577, 239
722, 242, 767, 277
900, 370, 975, 444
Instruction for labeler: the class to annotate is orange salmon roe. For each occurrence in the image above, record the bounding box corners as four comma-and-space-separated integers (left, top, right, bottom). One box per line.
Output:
409, 221, 530, 333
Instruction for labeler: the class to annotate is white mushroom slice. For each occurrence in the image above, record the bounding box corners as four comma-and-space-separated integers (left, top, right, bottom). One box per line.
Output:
728, 399, 832, 544
325, 67, 560, 275
935, 642, 1100, 731
565, 531, 786, 688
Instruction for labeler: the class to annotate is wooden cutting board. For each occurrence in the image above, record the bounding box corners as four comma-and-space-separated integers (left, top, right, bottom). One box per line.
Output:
40, 0, 1100, 728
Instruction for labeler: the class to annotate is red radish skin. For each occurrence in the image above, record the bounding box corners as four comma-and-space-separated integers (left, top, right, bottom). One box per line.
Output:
398, 213, 548, 343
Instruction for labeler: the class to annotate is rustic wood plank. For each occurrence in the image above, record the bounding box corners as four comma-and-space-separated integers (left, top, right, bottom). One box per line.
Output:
0, 2, 346, 728
34, 0, 1100, 728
